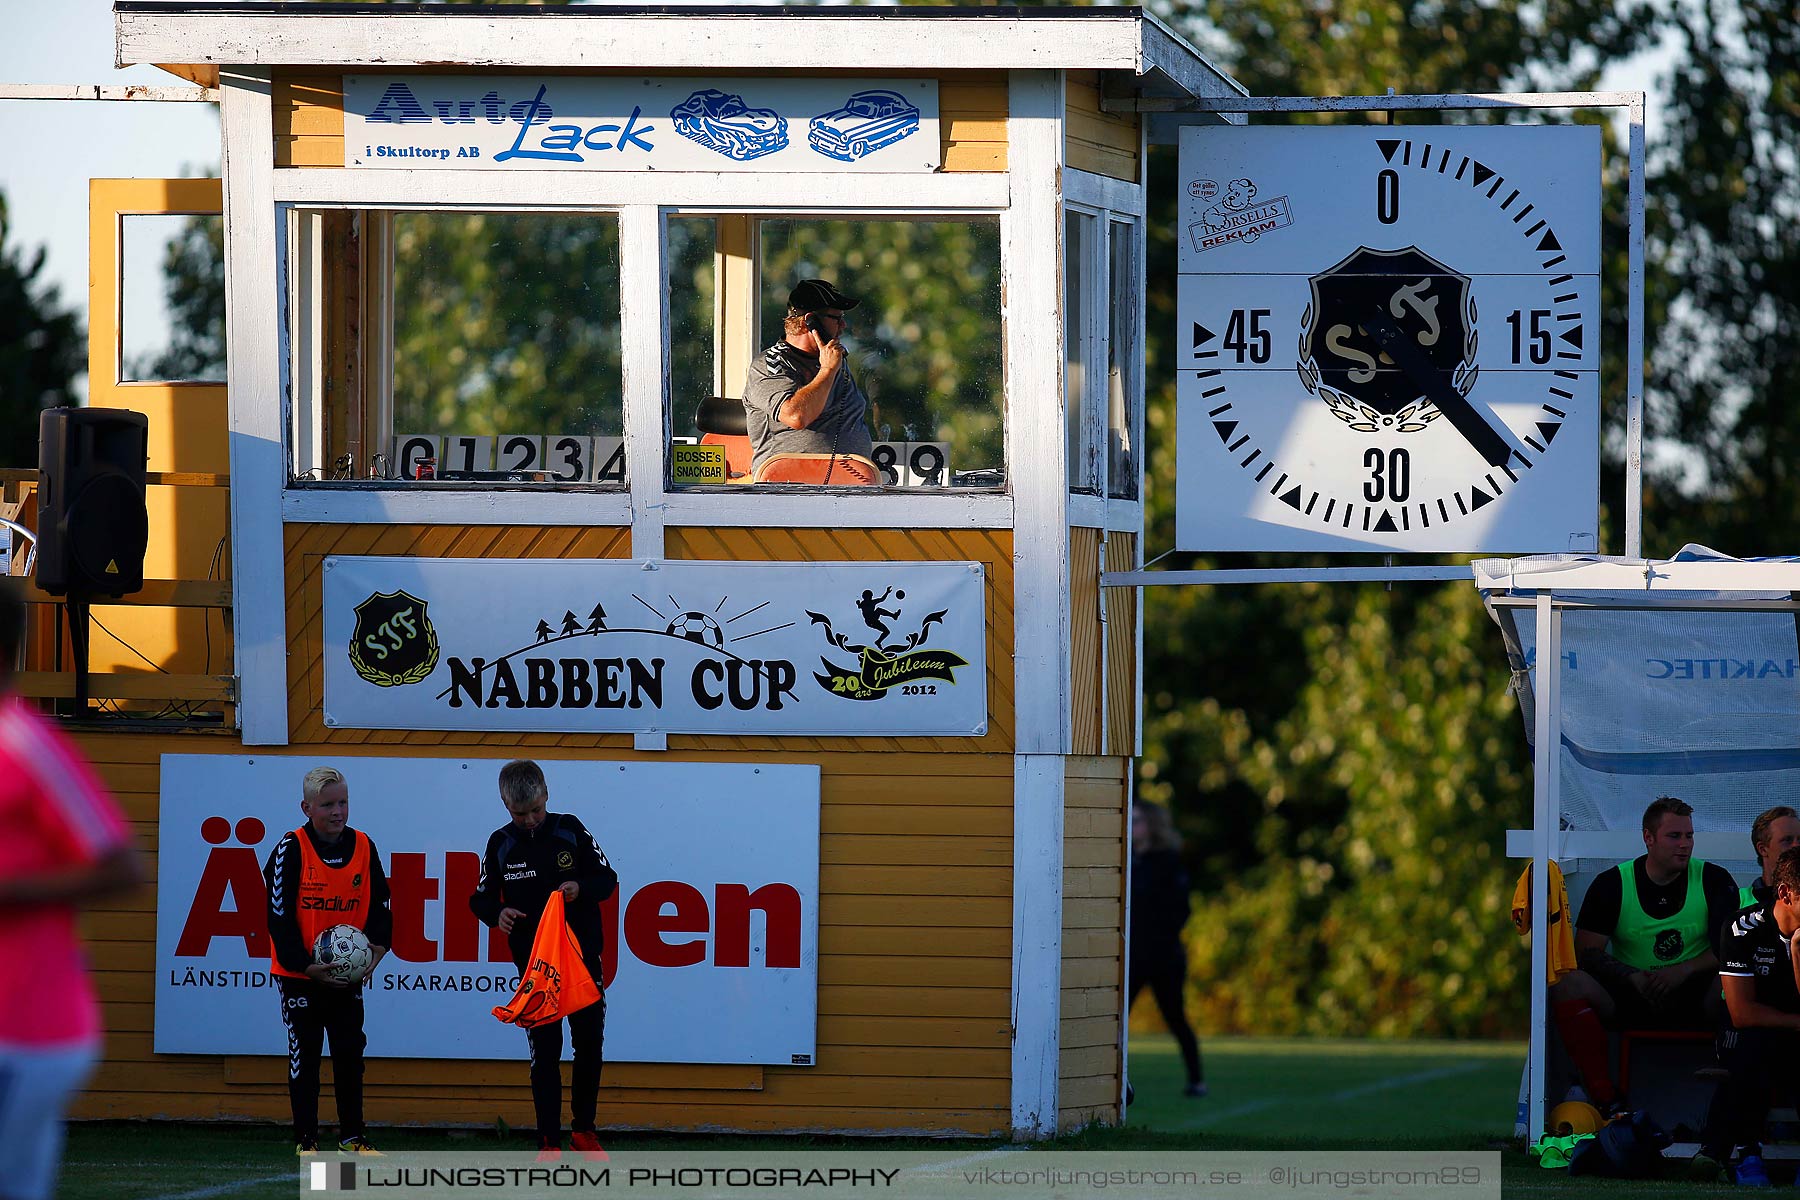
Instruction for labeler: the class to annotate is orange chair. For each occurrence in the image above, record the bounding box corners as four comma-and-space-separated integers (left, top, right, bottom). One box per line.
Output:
751, 453, 881, 486
693, 396, 754, 483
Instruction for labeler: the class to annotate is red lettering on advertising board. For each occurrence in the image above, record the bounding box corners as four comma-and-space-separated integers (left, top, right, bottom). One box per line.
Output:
175, 818, 271, 959
624, 881, 710, 967
174, 822, 803, 976
714, 883, 802, 968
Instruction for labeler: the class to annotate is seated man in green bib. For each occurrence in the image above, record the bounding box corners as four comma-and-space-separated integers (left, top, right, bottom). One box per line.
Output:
1549, 796, 1739, 1115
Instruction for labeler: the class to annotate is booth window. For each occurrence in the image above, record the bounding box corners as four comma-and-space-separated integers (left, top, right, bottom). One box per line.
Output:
122, 214, 226, 383
1106, 218, 1139, 501
674, 214, 1003, 489
1065, 210, 1100, 494
288, 209, 624, 486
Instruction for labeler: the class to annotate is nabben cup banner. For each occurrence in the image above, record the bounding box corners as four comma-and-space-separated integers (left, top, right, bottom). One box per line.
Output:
321, 558, 988, 736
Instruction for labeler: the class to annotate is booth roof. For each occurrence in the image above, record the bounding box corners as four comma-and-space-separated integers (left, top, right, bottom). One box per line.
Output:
114, 0, 1243, 101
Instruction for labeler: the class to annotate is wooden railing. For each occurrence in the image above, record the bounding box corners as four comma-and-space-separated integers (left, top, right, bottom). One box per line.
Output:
3, 468, 236, 716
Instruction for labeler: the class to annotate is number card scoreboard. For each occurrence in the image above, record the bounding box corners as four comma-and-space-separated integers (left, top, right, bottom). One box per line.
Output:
1175, 125, 1601, 553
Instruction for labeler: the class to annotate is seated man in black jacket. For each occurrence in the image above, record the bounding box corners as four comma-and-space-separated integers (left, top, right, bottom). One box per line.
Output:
1696, 846, 1800, 1185
469, 760, 618, 1156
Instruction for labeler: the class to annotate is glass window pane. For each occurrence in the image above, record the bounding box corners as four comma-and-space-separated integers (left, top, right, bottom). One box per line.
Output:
1065, 210, 1097, 492
750, 217, 1004, 489
391, 213, 623, 471
669, 216, 718, 439
121, 214, 225, 383
1107, 220, 1139, 500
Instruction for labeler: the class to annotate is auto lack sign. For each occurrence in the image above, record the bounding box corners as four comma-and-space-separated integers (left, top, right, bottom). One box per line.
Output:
343, 75, 940, 173
322, 558, 988, 736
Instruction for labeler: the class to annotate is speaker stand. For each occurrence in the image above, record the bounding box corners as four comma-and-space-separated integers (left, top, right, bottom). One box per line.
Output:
62, 596, 91, 718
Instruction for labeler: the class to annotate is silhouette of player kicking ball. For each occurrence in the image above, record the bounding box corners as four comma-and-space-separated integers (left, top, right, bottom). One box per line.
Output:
857, 588, 904, 645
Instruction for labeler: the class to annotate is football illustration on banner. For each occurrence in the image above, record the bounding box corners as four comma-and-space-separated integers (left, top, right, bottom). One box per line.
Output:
1175, 125, 1601, 553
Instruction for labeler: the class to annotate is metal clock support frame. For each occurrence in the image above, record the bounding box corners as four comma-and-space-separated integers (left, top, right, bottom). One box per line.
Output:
1103, 90, 1648, 591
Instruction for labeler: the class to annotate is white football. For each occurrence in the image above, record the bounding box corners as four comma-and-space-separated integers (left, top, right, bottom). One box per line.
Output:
312, 923, 373, 983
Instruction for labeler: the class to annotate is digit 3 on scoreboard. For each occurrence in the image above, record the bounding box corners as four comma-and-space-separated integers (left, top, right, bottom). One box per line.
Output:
1175, 124, 1601, 553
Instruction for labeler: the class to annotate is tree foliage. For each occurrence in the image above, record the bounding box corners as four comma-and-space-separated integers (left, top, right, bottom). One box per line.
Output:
132, 214, 225, 382
0, 192, 83, 466
1642, 0, 1800, 551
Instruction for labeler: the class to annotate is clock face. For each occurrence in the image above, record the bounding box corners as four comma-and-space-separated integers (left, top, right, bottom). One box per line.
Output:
1174, 125, 1601, 553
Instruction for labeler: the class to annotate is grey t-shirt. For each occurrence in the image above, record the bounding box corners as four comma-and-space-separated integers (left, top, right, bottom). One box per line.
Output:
742, 341, 874, 475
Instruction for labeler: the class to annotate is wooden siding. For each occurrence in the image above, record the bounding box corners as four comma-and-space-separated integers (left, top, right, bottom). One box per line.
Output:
1058, 754, 1128, 1130
1064, 71, 1138, 184
68, 731, 1015, 1135
274, 70, 1006, 172
1070, 527, 1102, 756
1104, 531, 1137, 753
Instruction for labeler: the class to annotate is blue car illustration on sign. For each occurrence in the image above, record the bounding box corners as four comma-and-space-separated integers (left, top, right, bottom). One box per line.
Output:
808, 90, 922, 162
670, 89, 788, 161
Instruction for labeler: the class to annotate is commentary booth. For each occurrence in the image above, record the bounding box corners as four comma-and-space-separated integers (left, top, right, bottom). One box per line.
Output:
7, 3, 1244, 1140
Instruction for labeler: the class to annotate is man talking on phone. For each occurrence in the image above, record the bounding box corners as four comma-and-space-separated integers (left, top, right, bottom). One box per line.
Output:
742, 278, 875, 481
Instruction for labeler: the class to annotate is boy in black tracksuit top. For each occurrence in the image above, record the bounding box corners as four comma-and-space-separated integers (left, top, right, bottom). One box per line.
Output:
469, 760, 617, 1154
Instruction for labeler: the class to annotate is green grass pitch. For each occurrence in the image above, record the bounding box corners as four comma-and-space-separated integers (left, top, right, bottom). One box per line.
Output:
56, 1036, 1759, 1199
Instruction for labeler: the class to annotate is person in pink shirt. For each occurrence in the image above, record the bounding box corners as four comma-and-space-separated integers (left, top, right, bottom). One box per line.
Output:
0, 581, 143, 1200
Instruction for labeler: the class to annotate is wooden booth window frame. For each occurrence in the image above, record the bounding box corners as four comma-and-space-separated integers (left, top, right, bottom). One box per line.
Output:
282, 204, 630, 497
273, 188, 1022, 533
1063, 167, 1147, 532
669, 209, 1010, 497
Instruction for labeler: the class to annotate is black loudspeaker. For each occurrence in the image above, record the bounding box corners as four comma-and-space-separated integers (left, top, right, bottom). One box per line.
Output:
36, 407, 149, 598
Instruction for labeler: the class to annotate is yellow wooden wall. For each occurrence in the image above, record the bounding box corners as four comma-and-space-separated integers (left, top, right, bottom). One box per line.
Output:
1059, 754, 1129, 1130
274, 71, 1007, 172
1064, 71, 1140, 183
1105, 531, 1138, 755
71, 732, 1015, 1134
1070, 529, 1137, 758
71, 524, 1020, 1135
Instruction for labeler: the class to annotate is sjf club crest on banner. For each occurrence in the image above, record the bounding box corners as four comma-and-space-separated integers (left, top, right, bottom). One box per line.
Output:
348, 590, 440, 687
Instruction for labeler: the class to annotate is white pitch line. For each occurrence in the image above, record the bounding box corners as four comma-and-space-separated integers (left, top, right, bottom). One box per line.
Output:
1162, 1060, 1488, 1131
141, 1171, 293, 1200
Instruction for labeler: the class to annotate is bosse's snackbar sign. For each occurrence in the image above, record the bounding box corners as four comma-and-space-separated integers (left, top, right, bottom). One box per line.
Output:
321, 558, 989, 736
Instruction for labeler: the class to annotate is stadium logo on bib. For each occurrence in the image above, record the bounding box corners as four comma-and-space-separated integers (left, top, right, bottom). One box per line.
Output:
349, 590, 440, 687
807, 587, 969, 702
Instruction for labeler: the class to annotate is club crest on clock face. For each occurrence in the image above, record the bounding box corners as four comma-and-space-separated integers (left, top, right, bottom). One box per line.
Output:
1297, 246, 1478, 434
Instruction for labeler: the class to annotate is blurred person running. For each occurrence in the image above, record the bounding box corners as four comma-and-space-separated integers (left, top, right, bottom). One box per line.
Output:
1129, 799, 1205, 1098
0, 581, 144, 1200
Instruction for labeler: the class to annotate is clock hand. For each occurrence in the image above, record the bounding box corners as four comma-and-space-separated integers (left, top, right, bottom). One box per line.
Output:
1362, 305, 1513, 469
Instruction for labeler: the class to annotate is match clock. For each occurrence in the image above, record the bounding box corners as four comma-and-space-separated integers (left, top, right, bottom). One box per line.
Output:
1174, 124, 1601, 553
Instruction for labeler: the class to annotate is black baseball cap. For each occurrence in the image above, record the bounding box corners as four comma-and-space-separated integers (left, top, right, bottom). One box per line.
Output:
788, 278, 858, 313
